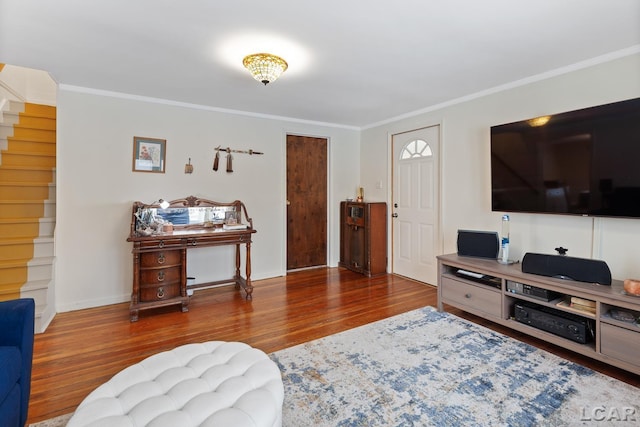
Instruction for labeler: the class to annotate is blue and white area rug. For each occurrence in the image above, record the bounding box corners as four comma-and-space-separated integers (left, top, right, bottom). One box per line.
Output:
270, 306, 640, 427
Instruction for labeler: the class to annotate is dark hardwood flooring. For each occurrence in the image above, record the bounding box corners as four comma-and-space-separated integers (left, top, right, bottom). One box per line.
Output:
28, 267, 639, 424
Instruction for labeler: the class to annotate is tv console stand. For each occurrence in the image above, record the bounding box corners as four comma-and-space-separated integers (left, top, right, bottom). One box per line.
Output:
437, 253, 640, 375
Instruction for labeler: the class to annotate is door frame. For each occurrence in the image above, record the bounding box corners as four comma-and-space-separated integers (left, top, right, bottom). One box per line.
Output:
387, 122, 445, 282
282, 131, 332, 274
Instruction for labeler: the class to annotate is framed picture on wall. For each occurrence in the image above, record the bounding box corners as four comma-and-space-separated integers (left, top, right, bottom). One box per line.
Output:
132, 136, 166, 173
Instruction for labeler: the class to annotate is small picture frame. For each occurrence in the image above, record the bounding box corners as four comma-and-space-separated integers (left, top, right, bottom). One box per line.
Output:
132, 136, 166, 173
225, 210, 240, 225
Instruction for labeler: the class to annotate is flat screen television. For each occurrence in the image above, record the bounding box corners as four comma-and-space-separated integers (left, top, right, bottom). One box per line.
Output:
490, 97, 640, 218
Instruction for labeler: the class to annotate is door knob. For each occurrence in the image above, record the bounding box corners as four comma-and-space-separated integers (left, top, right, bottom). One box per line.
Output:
392, 213, 398, 218
286, 200, 291, 206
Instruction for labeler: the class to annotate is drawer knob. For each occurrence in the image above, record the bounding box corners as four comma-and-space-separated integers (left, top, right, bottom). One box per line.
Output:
157, 271, 165, 282
158, 240, 165, 248
157, 287, 165, 299
465, 293, 472, 299
157, 253, 166, 264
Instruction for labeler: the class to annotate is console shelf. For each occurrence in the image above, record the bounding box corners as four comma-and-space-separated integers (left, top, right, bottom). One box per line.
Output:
437, 253, 640, 375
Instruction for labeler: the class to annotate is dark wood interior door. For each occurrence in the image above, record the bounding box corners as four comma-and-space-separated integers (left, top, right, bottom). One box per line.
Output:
287, 135, 327, 270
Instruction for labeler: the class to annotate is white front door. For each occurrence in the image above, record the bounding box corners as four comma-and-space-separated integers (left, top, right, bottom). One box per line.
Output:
391, 125, 440, 285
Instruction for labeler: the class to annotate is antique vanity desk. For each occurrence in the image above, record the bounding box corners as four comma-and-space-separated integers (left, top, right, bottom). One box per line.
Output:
127, 196, 256, 321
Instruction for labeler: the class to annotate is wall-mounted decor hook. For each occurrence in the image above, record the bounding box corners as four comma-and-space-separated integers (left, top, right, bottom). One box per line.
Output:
184, 158, 194, 174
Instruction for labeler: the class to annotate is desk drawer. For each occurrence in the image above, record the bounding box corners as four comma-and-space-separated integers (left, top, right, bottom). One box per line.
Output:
441, 276, 501, 318
140, 250, 181, 267
600, 323, 640, 368
140, 266, 181, 285
139, 238, 184, 250
140, 283, 180, 302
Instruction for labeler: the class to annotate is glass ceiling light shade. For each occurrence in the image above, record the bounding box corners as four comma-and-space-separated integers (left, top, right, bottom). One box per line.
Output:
528, 115, 551, 127
242, 53, 288, 85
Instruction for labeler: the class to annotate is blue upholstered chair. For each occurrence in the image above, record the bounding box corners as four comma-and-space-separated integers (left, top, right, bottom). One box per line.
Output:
0, 299, 35, 427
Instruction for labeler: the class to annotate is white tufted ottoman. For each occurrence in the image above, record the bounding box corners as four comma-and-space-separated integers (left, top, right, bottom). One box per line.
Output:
67, 341, 284, 427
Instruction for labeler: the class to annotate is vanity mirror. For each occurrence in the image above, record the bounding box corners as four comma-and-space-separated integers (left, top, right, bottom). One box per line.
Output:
131, 196, 253, 235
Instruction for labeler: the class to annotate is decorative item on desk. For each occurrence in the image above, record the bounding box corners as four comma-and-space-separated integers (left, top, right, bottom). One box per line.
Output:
356, 186, 364, 202
225, 210, 239, 225
158, 199, 170, 209
184, 158, 193, 174
223, 210, 246, 230
203, 207, 214, 228
134, 199, 171, 236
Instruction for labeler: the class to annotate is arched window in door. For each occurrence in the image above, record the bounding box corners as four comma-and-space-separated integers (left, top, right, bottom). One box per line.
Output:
400, 139, 432, 159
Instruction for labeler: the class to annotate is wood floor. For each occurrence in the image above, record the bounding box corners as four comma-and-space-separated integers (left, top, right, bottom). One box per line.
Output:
27, 267, 640, 424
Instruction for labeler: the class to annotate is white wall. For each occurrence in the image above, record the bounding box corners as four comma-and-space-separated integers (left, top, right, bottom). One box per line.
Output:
361, 53, 640, 281
55, 90, 360, 311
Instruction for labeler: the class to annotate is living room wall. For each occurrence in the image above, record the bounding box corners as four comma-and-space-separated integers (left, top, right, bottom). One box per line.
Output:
55, 91, 360, 312
360, 52, 640, 282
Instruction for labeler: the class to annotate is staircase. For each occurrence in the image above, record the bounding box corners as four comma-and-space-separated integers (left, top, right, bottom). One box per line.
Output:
0, 100, 56, 332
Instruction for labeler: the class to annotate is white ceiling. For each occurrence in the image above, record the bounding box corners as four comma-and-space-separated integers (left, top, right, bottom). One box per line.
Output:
1, 0, 639, 128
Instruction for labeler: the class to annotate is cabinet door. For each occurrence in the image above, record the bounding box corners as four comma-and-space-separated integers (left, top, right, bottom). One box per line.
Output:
600, 323, 640, 369
349, 225, 366, 272
366, 203, 387, 275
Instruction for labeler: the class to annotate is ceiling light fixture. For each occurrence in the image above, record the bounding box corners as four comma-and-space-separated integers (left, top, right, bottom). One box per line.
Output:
242, 53, 288, 85
528, 115, 551, 127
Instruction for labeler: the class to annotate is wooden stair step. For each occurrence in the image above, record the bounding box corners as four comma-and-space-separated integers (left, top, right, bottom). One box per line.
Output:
0, 257, 53, 271
4, 137, 56, 154
0, 259, 27, 285
0, 181, 54, 199
0, 238, 35, 260
22, 103, 56, 120
0, 285, 22, 300
9, 127, 56, 143
0, 150, 56, 167
0, 236, 54, 260
0, 200, 55, 219
0, 218, 39, 238
0, 263, 52, 287
13, 115, 56, 131
0, 280, 53, 300
0, 217, 55, 238
0, 257, 55, 284
0, 164, 54, 182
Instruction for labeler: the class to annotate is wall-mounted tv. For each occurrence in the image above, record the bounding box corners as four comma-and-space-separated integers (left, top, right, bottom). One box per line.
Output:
491, 97, 640, 219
